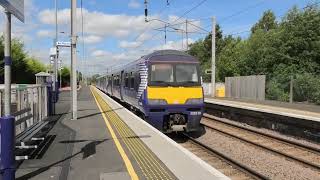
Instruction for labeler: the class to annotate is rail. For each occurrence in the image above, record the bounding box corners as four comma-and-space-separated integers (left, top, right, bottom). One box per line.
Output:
202, 114, 320, 171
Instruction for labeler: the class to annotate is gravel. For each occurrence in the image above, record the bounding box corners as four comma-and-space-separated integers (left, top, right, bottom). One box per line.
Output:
196, 124, 320, 180
204, 114, 320, 151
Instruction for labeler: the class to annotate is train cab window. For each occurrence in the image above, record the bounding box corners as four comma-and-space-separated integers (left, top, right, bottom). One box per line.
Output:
150, 64, 174, 83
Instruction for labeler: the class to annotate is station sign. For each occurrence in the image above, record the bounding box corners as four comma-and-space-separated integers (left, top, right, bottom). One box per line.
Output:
0, 0, 24, 22
50, 47, 57, 56
56, 41, 71, 47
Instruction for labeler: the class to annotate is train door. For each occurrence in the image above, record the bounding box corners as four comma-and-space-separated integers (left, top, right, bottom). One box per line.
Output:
111, 74, 114, 95
120, 70, 124, 100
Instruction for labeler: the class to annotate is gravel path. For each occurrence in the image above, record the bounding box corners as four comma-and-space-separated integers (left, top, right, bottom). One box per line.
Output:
196, 126, 320, 180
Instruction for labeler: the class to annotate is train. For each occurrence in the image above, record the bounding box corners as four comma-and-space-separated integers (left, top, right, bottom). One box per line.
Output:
96, 50, 204, 133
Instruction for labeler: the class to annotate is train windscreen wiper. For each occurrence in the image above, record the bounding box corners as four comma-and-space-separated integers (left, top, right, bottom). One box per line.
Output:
152, 81, 171, 86
179, 81, 198, 84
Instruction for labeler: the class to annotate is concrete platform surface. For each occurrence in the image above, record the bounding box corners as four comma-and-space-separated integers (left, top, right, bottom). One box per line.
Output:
16, 87, 138, 180
16, 86, 229, 180
94, 87, 229, 180
205, 98, 320, 122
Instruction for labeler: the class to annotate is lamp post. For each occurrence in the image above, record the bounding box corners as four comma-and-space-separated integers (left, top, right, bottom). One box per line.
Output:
71, 0, 77, 120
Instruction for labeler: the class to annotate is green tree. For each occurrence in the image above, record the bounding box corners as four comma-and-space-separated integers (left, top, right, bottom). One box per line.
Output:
60, 67, 70, 87
0, 37, 47, 84
189, 5, 320, 104
251, 10, 278, 33
188, 24, 224, 82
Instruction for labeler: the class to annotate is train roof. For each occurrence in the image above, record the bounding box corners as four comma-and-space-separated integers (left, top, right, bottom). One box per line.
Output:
143, 50, 198, 63
97, 50, 199, 78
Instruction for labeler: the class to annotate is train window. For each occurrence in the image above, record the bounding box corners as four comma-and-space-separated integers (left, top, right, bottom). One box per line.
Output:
125, 73, 129, 88
130, 75, 134, 89
113, 75, 119, 86
134, 73, 140, 90
117, 75, 120, 86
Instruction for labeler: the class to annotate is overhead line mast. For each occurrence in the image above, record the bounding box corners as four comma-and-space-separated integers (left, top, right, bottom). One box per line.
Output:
71, 0, 77, 120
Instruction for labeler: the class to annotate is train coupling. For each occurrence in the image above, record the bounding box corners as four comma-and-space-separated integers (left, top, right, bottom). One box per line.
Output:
171, 125, 187, 131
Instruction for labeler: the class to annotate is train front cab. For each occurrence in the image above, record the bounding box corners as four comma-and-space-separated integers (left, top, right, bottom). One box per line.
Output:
143, 62, 204, 133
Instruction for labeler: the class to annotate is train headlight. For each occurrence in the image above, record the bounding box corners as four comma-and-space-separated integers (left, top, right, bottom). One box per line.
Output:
185, 98, 203, 104
148, 99, 167, 105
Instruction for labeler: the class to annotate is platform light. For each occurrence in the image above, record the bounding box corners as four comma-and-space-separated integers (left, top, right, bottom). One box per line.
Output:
50, 56, 54, 64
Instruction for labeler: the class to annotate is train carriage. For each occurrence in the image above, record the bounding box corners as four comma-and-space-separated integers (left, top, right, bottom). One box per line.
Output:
97, 50, 204, 133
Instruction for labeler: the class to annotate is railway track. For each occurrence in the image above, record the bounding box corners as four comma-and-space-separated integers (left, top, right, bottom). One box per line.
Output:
178, 134, 268, 180
202, 114, 320, 171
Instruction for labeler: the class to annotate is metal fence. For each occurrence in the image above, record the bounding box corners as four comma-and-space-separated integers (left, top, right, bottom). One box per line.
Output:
225, 75, 266, 101
0, 84, 48, 135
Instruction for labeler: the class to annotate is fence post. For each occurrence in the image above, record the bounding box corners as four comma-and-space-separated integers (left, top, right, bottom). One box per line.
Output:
30, 87, 34, 125
38, 86, 42, 122
44, 85, 48, 118
0, 116, 15, 180
289, 76, 293, 103
0, 91, 2, 116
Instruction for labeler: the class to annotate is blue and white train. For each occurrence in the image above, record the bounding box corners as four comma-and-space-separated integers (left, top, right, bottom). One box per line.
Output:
96, 50, 204, 133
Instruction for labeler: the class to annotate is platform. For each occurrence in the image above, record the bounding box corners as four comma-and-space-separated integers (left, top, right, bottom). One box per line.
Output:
205, 98, 320, 122
16, 86, 228, 180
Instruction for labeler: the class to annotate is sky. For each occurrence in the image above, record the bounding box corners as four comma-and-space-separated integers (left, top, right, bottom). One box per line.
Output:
0, 0, 316, 76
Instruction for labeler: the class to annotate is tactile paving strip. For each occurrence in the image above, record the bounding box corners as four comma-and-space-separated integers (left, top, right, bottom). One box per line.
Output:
92, 88, 176, 180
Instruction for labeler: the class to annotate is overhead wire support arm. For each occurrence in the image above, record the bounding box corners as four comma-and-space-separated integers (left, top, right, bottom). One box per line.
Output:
187, 21, 210, 33
145, 18, 171, 45
186, 19, 188, 50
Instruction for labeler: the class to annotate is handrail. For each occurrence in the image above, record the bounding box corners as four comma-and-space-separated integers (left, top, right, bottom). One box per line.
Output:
0, 84, 49, 135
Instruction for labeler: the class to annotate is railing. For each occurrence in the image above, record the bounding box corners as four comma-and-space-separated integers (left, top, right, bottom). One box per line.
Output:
0, 84, 48, 135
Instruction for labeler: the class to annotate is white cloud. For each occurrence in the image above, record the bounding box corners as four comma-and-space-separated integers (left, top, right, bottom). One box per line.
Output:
136, 33, 152, 41
128, 0, 141, 9
38, 8, 163, 39
91, 50, 111, 57
119, 41, 140, 48
37, 30, 54, 38
17, 4, 202, 76
38, 8, 70, 25
82, 35, 103, 44
81, 35, 194, 75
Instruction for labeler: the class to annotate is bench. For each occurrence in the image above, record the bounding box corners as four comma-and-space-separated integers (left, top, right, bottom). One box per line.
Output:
13, 107, 49, 160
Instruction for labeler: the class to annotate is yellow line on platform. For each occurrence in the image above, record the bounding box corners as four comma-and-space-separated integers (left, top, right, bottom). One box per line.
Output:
90, 86, 139, 180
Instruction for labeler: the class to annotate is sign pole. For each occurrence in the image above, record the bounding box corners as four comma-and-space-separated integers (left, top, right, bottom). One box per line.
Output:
4, 11, 11, 116
71, 0, 77, 120
211, 16, 216, 97
0, 10, 15, 180
53, 0, 58, 105
0, 2, 24, 179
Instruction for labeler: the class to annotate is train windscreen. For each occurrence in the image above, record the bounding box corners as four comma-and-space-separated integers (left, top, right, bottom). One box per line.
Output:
150, 63, 200, 86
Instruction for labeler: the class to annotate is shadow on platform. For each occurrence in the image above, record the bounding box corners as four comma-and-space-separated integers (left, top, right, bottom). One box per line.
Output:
16, 134, 150, 180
